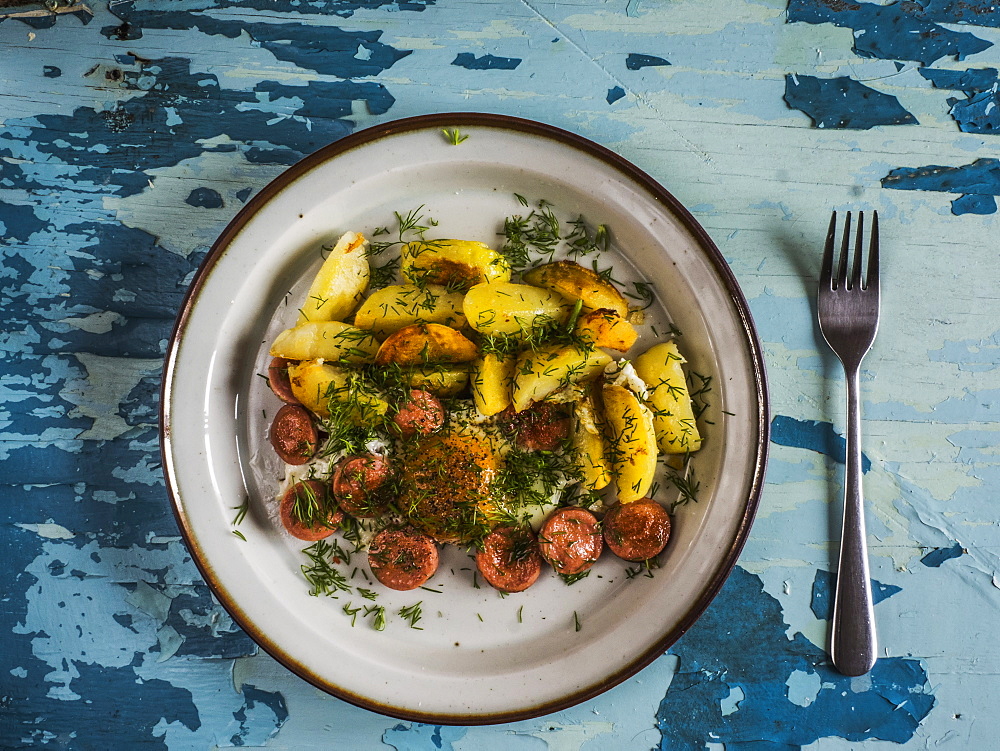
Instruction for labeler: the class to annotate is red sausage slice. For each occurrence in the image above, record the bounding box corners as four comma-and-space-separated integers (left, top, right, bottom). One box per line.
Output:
392, 389, 445, 437
499, 402, 570, 451
476, 526, 542, 593
368, 527, 439, 591
602, 499, 672, 561
331, 453, 392, 518
538, 507, 603, 575
268, 357, 299, 404
280, 480, 342, 541
269, 404, 318, 465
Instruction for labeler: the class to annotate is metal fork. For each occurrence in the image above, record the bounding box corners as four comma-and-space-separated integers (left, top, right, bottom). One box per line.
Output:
818, 210, 880, 677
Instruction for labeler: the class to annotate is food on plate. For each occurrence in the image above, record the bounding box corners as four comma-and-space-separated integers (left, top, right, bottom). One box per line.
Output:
375, 322, 479, 367
269, 404, 319, 465
537, 506, 603, 576
353, 284, 467, 339
476, 526, 543, 593
402, 238, 511, 290
368, 527, 440, 591
280, 480, 342, 541
255, 204, 706, 616
522, 260, 629, 318
297, 231, 370, 324
270, 321, 379, 363
602, 499, 672, 561
633, 340, 703, 454
602, 381, 658, 503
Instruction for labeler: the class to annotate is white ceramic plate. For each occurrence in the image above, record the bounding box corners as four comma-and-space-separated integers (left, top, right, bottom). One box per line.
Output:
161, 114, 768, 724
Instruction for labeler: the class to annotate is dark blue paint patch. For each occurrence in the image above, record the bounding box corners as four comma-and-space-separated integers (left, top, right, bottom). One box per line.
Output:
882, 159, 1000, 203
947, 89, 1000, 134
185, 187, 224, 209
919, 66, 998, 93
771, 415, 872, 472
163, 585, 256, 659
451, 52, 521, 70
236, 187, 252, 202
626, 53, 670, 70
607, 86, 626, 104
810, 569, 902, 620
0, 200, 47, 241
229, 684, 289, 745
787, 0, 992, 65
921, 542, 966, 567
42, 65, 61, 78
910, 0, 1000, 26
658, 567, 932, 748
784, 74, 918, 129
952, 193, 997, 214
16, 13, 57, 30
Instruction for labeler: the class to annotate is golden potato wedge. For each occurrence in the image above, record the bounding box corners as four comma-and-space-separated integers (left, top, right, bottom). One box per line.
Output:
511, 344, 611, 412
375, 323, 478, 366
352, 284, 467, 339
297, 231, 370, 324
405, 366, 470, 398
269, 321, 379, 363
470, 352, 517, 416
571, 393, 611, 491
522, 260, 629, 318
633, 340, 703, 454
402, 239, 511, 290
464, 281, 570, 337
574, 308, 638, 352
287, 360, 388, 422
602, 383, 657, 502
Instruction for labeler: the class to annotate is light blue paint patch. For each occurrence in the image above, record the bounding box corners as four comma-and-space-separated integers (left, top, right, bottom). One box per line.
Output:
763, 456, 818, 485
383, 723, 468, 750
750, 200, 795, 220
929, 331, 1000, 372
720, 684, 745, 716
786, 669, 822, 707
745, 290, 815, 351
226, 684, 288, 747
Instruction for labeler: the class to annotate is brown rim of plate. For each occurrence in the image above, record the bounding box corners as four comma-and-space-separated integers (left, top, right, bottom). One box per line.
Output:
158, 112, 770, 726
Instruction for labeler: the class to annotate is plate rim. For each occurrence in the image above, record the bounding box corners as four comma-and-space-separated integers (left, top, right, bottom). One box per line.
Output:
159, 112, 770, 725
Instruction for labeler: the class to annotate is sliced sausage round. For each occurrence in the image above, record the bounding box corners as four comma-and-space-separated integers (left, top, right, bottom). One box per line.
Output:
268, 357, 299, 404
602, 499, 672, 561
279, 479, 342, 541
269, 404, 318, 465
499, 402, 570, 451
393, 389, 445, 437
476, 526, 542, 593
538, 506, 603, 576
368, 527, 439, 591
331, 453, 392, 518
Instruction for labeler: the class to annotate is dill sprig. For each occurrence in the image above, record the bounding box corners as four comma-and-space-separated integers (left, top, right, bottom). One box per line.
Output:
301, 540, 354, 597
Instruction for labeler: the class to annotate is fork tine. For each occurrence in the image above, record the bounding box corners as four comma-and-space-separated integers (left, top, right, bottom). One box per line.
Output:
837, 212, 852, 289
867, 210, 879, 291
822, 211, 837, 288
850, 211, 865, 290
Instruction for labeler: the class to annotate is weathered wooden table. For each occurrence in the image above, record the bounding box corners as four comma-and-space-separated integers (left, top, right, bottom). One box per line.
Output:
3, 1, 996, 747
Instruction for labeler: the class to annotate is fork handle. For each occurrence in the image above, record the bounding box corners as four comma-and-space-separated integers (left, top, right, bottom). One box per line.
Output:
830, 366, 878, 676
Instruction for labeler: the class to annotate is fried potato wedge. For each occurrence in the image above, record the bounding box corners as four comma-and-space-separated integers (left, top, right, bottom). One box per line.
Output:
402, 239, 511, 291
287, 360, 388, 422
405, 366, 471, 398
574, 308, 638, 352
633, 340, 703, 454
571, 393, 611, 491
521, 260, 629, 318
464, 281, 570, 338
511, 344, 611, 412
602, 383, 658, 502
297, 231, 370, 324
353, 284, 467, 339
270, 321, 379, 363
470, 352, 517, 416
375, 323, 478, 367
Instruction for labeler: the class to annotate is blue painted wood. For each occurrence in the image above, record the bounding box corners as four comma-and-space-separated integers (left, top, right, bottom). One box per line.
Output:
3, 0, 999, 747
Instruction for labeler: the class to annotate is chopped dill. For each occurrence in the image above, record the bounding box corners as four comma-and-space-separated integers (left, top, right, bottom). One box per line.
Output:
399, 601, 424, 629
442, 128, 469, 145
